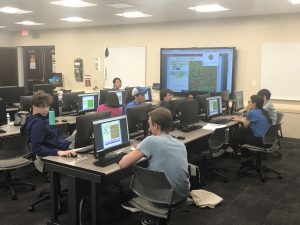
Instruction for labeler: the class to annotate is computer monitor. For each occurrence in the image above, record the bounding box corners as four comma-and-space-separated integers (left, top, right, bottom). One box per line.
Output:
19, 96, 33, 112
93, 115, 130, 158
77, 93, 99, 114
62, 91, 84, 113
0, 86, 25, 105
108, 90, 125, 106
233, 91, 244, 112
168, 98, 187, 120
32, 83, 54, 95
206, 96, 223, 119
178, 99, 199, 127
48, 73, 63, 87
126, 103, 153, 134
0, 99, 7, 126
75, 111, 111, 148
144, 87, 152, 102
196, 93, 210, 114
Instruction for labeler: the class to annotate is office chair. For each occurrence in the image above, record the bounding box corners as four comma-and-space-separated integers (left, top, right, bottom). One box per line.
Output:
124, 87, 135, 104
274, 111, 284, 157
239, 124, 283, 182
0, 135, 35, 200
128, 166, 192, 225
202, 127, 228, 183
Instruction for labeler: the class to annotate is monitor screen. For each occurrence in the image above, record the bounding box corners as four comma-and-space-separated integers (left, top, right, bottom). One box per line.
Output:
77, 93, 99, 114
108, 90, 125, 106
178, 99, 199, 127
75, 111, 111, 148
160, 47, 236, 95
126, 103, 153, 134
0, 86, 25, 105
206, 96, 223, 118
32, 83, 54, 95
234, 91, 244, 112
0, 99, 7, 126
144, 87, 152, 102
48, 73, 63, 87
93, 115, 130, 158
62, 91, 84, 113
19, 96, 33, 112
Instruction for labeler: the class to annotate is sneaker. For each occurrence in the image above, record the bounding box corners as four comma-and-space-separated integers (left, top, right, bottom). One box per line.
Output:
141, 218, 159, 225
121, 202, 141, 212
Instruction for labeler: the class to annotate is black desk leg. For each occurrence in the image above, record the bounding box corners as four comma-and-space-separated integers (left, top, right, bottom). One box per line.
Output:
49, 171, 60, 224
91, 181, 98, 225
68, 175, 80, 225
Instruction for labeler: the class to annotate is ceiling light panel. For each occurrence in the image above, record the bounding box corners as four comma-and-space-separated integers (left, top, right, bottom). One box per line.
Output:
0, 7, 32, 14
188, 4, 229, 13
107, 3, 136, 9
0, 26, 7, 28
15, 21, 45, 26
115, 11, 152, 18
287, 0, 300, 4
50, 0, 97, 8
60, 17, 92, 22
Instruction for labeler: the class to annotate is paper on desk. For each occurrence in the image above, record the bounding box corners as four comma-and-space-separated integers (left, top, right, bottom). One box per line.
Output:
202, 123, 226, 130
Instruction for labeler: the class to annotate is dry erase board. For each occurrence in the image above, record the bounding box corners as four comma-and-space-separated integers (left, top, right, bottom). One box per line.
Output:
103, 47, 146, 88
261, 43, 300, 101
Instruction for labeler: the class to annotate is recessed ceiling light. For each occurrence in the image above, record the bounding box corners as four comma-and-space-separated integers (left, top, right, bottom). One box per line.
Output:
188, 4, 229, 13
15, 21, 45, 26
51, 0, 97, 8
60, 17, 92, 22
115, 11, 152, 18
0, 7, 32, 14
107, 3, 136, 9
0, 26, 7, 28
287, 0, 300, 4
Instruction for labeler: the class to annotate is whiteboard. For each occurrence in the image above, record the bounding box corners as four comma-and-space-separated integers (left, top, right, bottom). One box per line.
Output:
104, 47, 146, 89
261, 43, 300, 101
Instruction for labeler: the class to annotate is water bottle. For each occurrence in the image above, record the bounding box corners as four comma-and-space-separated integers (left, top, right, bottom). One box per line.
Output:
6, 113, 10, 124
48, 109, 55, 126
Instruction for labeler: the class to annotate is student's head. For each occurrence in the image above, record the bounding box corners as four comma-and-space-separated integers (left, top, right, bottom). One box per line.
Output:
113, 77, 122, 89
148, 107, 172, 135
249, 94, 264, 110
132, 87, 147, 104
257, 89, 271, 103
32, 90, 53, 116
160, 88, 173, 101
106, 92, 120, 108
186, 92, 194, 100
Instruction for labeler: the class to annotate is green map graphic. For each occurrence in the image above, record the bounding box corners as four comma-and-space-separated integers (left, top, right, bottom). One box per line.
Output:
189, 61, 218, 91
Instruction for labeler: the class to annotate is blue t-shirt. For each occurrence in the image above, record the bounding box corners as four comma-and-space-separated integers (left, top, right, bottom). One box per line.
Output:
247, 108, 270, 137
137, 134, 190, 203
124, 100, 144, 114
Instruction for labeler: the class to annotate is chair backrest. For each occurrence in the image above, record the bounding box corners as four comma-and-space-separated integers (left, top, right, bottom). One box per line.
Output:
208, 127, 226, 151
124, 87, 135, 104
263, 124, 280, 145
106, 92, 120, 107
276, 111, 284, 124
130, 166, 173, 205
0, 135, 31, 160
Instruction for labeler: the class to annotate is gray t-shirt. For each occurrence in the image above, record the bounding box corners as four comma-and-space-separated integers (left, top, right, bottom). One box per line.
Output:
137, 134, 190, 203
264, 102, 277, 125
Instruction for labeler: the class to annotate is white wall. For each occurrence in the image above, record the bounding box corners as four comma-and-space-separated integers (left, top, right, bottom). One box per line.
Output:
0, 31, 15, 46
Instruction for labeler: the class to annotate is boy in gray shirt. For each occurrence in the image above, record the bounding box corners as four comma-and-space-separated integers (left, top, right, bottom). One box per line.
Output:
258, 89, 277, 125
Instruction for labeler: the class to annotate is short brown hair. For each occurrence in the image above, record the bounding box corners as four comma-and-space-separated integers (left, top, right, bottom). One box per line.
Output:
32, 90, 53, 107
148, 107, 172, 132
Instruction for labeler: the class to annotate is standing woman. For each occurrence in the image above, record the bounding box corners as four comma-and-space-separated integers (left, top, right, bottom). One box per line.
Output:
112, 77, 122, 90
230, 95, 272, 154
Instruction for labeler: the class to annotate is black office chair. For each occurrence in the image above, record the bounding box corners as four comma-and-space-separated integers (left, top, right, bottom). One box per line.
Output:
0, 135, 35, 200
239, 124, 283, 182
128, 166, 192, 225
274, 111, 284, 157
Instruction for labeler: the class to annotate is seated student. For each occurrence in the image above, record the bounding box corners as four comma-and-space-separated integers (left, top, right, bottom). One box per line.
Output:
97, 92, 122, 117
112, 77, 122, 90
257, 88, 277, 124
119, 107, 190, 224
124, 87, 147, 114
230, 95, 272, 154
21, 90, 77, 157
186, 91, 195, 100
157, 88, 173, 108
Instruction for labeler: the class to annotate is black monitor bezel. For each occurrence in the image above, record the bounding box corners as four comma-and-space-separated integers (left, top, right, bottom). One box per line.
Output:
234, 91, 244, 112
206, 95, 223, 119
178, 99, 199, 127
77, 93, 99, 114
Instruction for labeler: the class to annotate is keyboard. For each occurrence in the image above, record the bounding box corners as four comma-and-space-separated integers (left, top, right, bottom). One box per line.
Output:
93, 152, 126, 167
181, 124, 202, 132
0, 129, 6, 134
213, 119, 231, 124
74, 145, 94, 153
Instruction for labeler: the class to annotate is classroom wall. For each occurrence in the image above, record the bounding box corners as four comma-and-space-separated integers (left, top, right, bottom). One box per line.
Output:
0, 31, 15, 47
13, 13, 300, 138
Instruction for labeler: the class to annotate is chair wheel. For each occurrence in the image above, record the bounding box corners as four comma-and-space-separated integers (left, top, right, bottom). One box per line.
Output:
223, 178, 228, 183
28, 206, 35, 212
12, 195, 17, 200
31, 186, 36, 191
260, 177, 265, 183
278, 175, 283, 179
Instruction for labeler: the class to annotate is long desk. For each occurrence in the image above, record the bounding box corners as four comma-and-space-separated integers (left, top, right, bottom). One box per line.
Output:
43, 120, 239, 225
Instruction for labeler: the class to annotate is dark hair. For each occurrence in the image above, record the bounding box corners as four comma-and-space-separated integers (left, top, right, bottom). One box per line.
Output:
32, 90, 53, 107
257, 89, 271, 100
160, 88, 173, 101
148, 107, 172, 132
113, 77, 122, 87
250, 95, 272, 124
106, 92, 120, 108
186, 92, 195, 99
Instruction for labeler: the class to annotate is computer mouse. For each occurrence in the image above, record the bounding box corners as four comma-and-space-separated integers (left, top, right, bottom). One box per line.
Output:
130, 146, 136, 151
177, 136, 185, 140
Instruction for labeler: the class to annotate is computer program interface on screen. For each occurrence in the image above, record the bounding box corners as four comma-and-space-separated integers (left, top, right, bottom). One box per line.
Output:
101, 120, 123, 150
82, 95, 95, 111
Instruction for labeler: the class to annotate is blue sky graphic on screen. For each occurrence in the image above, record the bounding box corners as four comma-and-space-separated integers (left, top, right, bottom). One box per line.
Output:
160, 48, 235, 94
48, 73, 63, 87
